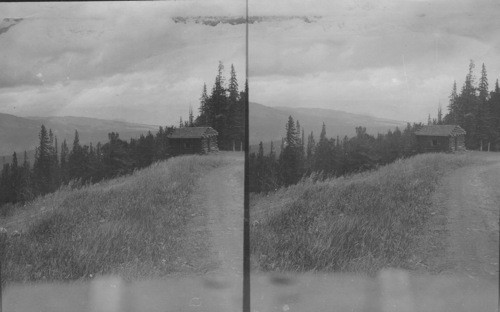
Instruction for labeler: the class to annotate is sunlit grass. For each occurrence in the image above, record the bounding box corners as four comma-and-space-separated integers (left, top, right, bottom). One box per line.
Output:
3, 154, 227, 283
251, 152, 473, 275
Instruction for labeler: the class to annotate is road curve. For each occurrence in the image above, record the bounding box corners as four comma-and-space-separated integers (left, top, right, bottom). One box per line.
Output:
421, 152, 500, 283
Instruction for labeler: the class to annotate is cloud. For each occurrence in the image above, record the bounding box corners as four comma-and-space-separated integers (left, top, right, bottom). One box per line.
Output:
249, 0, 500, 122
0, 1, 246, 125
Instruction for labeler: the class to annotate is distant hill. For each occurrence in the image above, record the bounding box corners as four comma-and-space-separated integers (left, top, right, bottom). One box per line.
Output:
0, 113, 158, 162
249, 102, 407, 146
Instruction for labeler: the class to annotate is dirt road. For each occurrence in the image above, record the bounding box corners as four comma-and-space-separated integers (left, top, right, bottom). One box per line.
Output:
416, 152, 499, 283
189, 152, 244, 311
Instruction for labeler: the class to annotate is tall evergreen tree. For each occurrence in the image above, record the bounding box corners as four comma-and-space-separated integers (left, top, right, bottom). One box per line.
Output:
60, 139, 69, 184
279, 116, 304, 186
33, 125, 53, 194
445, 80, 459, 124
68, 130, 88, 182
197, 83, 209, 125
476, 63, 491, 149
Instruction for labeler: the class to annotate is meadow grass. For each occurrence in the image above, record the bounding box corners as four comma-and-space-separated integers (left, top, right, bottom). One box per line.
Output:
251, 152, 473, 275
2, 154, 227, 283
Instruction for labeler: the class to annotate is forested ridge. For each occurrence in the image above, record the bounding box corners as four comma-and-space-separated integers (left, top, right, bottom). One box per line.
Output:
249, 60, 500, 193
0, 62, 246, 210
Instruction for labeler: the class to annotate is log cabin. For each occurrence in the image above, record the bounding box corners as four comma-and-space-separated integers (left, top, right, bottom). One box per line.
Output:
167, 127, 219, 155
415, 125, 466, 153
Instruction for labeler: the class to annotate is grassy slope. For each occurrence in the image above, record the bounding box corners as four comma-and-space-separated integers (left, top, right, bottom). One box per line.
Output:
3, 155, 227, 283
251, 153, 473, 275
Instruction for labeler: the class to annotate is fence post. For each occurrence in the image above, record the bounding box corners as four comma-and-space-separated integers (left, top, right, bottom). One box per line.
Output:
0, 228, 7, 312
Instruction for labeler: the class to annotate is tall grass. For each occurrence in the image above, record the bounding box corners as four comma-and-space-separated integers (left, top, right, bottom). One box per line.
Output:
251, 153, 472, 275
3, 155, 226, 283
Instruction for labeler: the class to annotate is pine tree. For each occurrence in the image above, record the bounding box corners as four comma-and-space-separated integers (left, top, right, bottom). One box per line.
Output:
210, 61, 229, 149
68, 130, 88, 182
19, 150, 33, 202
279, 116, 303, 186
445, 81, 459, 124
458, 60, 480, 148
306, 131, 315, 161
478, 63, 489, 101
476, 63, 491, 150
228, 64, 239, 103
227, 64, 243, 149
33, 125, 53, 194
60, 139, 69, 184
197, 83, 209, 125
313, 123, 333, 175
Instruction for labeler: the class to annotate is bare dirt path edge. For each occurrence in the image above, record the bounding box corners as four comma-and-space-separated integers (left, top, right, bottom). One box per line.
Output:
186, 152, 244, 311
411, 152, 499, 285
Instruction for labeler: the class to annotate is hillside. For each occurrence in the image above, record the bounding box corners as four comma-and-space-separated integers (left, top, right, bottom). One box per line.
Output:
0, 113, 158, 158
250, 152, 476, 274
0, 153, 242, 283
249, 102, 407, 145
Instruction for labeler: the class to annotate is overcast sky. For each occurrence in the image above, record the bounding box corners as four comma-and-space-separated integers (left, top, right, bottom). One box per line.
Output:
2, 1, 499, 126
0, 1, 246, 126
249, 0, 500, 122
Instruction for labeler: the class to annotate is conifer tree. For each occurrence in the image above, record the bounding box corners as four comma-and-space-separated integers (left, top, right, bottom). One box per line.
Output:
445, 81, 458, 124
60, 139, 69, 184
33, 125, 53, 194
68, 130, 87, 182
19, 151, 33, 202
197, 83, 209, 125
313, 123, 334, 175
279, 116, 304, 186
228, 64, 239, 103
476, 63, 491, 149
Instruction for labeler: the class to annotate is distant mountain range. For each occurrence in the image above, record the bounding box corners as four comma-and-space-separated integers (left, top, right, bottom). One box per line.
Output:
1, 105, 407, 162
249, 102, 407, 151
0, 113, 158, 162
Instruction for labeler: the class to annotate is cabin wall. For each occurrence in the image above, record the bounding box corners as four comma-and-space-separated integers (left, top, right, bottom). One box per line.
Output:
417, 136, 451, 153
209, 136, 218, 152
200, 135, 219, 154
455, 135, 466, 151
169, 138, 203, 155
168, 136, 219, 156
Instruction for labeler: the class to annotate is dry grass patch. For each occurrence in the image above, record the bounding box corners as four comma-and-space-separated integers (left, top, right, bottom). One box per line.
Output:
3, 155, 227, 283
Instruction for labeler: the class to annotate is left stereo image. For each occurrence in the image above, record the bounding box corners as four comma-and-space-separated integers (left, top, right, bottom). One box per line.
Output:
0, 2, 246, 312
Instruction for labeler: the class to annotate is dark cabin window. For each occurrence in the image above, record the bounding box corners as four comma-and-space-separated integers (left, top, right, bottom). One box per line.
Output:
431, 139, 438, 146
184, 142, 191, 148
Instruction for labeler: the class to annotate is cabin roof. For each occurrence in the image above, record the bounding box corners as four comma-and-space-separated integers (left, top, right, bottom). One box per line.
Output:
167, 126, 218, 139
415, 125, 466, 137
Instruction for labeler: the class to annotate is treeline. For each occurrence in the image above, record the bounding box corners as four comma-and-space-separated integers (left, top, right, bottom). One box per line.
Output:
190, 61, 246, 150
249, 116, 423, 193
249, 60, 500, 193
0, 61, 246, 209
0, 125, 175, 208
440, 60, 500, 150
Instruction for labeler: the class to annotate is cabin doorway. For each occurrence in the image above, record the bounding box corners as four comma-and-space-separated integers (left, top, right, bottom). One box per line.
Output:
454, 137, 458, 151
